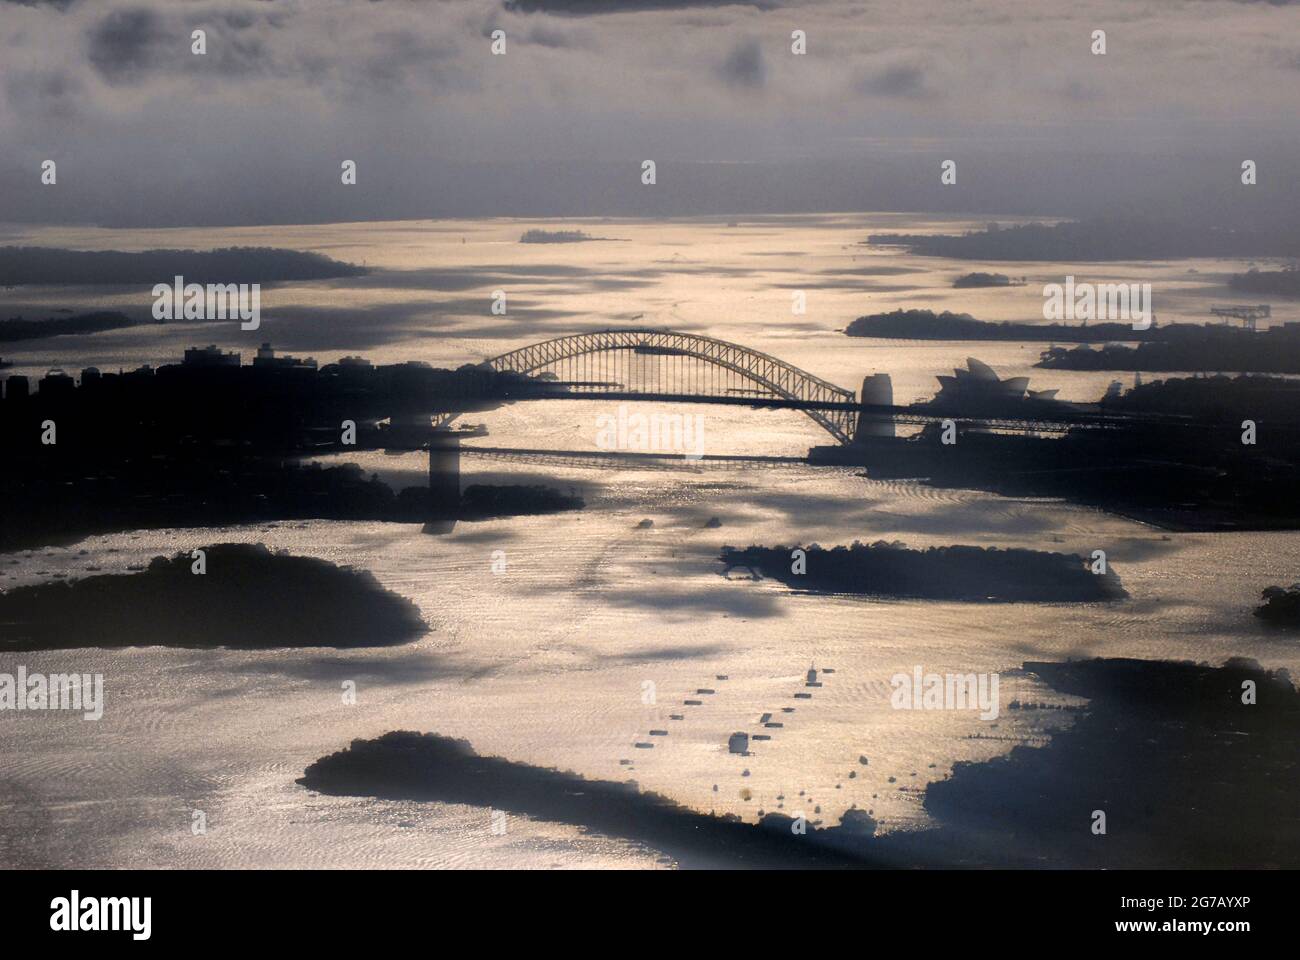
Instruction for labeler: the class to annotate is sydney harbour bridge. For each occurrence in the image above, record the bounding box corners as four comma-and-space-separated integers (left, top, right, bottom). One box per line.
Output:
481, 328, 865, 445
388, 326, 1155, 529
398, 326, 1136, 452
408, 326, 885, 526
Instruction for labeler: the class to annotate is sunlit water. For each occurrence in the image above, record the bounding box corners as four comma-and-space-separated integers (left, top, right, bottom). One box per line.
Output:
2, 214, 1297, 868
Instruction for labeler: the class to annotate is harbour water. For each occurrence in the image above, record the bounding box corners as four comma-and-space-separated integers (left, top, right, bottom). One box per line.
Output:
2, 214, 1297, 868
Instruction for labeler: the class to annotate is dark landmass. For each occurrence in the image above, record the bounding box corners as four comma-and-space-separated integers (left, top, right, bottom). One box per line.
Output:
1255, 583, 1300, 626
719, 541, 1125, 602
845, 308, 1162, 343
834, 422, 1300, 532
1229, 265, 1300, 297
914, 657, 1300, 867
0, 543, 427, 650
1039, 323, 1300, 373
299, 730, 871, 868
868, 217, 1298, 261
0, 454, 583, 551
847, 311, 1300, 366
0, 459, 411, 551
815, 373, 1300, 531
0, 246, 367, 286
0, 346, 579, 549
520, 229, 596, 243
2, 345, 538, 452
952, 272, 1021, 288
459, 483, 583, 520
1103, 373, 1300, 422
299, 657, 1299, 868
0, 311, 141, 343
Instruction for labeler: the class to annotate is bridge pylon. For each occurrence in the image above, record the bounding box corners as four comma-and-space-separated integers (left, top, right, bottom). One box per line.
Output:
423, 431, 461, 535
853, 373, 895, 442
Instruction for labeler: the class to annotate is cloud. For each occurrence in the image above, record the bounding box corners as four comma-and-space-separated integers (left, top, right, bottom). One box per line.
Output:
1, 0, 1299, 225
3, 67, 84, 119
717, 37, 765, 89
504, 0, 780, 14
86, 7, 173, 84
523, 23, 584, 47
859, 63, 929, 99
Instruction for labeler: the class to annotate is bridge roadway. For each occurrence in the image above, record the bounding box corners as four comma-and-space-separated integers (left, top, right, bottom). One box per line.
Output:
458, 445, 809, 470
504, 388, 1199, 435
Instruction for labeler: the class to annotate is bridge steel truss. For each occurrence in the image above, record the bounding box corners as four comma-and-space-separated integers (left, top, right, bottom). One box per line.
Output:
484, 328, 859, 444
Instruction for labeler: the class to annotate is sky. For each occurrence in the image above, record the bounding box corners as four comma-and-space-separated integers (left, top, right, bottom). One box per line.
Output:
1, 0, 1298, 226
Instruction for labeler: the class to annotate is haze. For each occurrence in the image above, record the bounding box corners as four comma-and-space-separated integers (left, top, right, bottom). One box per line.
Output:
2, 0, 1299, 226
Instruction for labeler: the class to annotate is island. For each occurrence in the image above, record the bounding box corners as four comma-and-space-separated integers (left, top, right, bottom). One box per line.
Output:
0, 543, 428, 650
1255, 583, 1300, 626
719, 541, 1126, 602
520, 229, 595, 244
952, 272, 1022, 288
845, 307, 1162, 343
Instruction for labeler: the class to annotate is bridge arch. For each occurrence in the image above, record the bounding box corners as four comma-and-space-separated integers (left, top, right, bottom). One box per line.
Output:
484, 328, 857, 443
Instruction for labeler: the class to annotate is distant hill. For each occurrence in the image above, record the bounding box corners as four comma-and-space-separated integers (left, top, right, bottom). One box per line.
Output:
0, 246, 368, 286
869, 218, 1299, 261
1229, 266, 1300, 297
1040, 326, 1300, 374
0, 311, 139, 342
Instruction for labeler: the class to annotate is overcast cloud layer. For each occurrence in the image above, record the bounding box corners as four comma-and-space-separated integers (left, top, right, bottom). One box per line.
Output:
1, 0, 1298, 225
